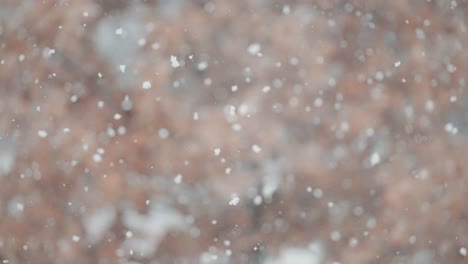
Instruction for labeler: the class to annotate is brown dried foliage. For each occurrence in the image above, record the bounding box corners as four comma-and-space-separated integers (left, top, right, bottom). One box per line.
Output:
0, 0, 468, 263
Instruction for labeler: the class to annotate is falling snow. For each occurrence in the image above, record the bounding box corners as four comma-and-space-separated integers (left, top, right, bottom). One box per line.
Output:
174, 174, 182, 184
142, 81, 152, 89
158, 128, 169, 139
170, 55, 180, 68
460, 247, 467, 257
2, 2, 468, 263
228, 196, 240, 206
37, 130, 48, 138
247, 43, 261, 55
115, 27, 123, 35
92, 153, 103, 163
370, 152, 381, 167
213, 148, 221, 156
121, 95, 133, 111
251, 144, 262, 153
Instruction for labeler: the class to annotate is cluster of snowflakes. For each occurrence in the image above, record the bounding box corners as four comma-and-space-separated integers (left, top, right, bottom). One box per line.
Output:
3, 1, 463, 263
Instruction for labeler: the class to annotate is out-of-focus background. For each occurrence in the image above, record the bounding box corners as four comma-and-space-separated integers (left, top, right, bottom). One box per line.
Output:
1, 0, 468, 263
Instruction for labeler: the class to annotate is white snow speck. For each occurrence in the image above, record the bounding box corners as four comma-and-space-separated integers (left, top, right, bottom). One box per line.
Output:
253, 195, 263, 206
425, 100, 434, 112
115, 27, 123, 35
142, 81, 152, 89
121, 95, 133, 111
125, 230, 133, 238
290, 57, 299, 65
203, 78, 212, 86
107, 127, 116, 137
93, 153, 102, 163
313, 188, 323, 198
445, 123, 458, 135
330, 231, 341, 241
252, 144, 262, 153
231, 85, 238, 92
72, 235, 80, 242
158, 128, 169, 139
137, 38, 146, 47
247, 43, 261, 55
394, 61, 401, 67
113, 113, 122, 120
174, 174, 182, 184
118, 126, 127, 135
348, 237, 359, 247
229, 196, 240, 206
46, 48, 56, 56
370, 152, 381, 166
37, 130, 48, 138
7, 197, 24, 217
119, 65, 126, 73
262, 86, 271, 93
238, 104, 249, 116
170, 55, 180, 68
70, 95, 78, 103
460, 247, 467, 257
224, 105, 237, 119
450, 95, 457, 103
16, 203, 24, 211
152, 42, 160, 50
375, 71, 384, 81
314, 98, 323, 108
447, 64, 457, 73
197, 61, 208, 71
193, 112, 199, 120
232, 123, 242, 131
214, 148, 221, 156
